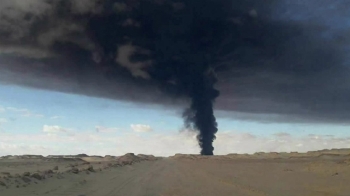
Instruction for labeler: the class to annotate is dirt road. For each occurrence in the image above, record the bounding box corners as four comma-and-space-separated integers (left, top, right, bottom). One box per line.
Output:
1, 158, 350, 196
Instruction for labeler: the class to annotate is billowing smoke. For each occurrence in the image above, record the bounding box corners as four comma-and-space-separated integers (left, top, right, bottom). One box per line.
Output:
1, 0, 350, 154
87, 0, 235, 155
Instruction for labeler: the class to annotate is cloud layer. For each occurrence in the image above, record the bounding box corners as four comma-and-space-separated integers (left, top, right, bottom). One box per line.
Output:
42, 125, 70, 134
130, 124, 153, 133
0, 118, 8, 124
0, 106, 5, 113
95, 126, 119, 133
6, 107, 44, 118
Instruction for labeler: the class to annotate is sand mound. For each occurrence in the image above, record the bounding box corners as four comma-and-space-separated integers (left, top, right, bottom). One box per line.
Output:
117, 153, 142, 165
1, 155, 44, 160
46, 154, 90, 159
80, 157, 106, 163
137, 154, 157, 161
169, 149, 350, 161
225, 153, 253, 159
171, 154, 204, 160
104, 155, 118, 159
43, 158, 86, 163
313, 149, 350, 155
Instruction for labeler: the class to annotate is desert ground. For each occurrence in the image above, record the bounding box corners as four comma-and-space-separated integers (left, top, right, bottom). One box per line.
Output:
0, 150, 350, 196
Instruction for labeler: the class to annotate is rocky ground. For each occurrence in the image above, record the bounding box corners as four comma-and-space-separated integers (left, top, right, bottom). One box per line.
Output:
0, 149, 350, 196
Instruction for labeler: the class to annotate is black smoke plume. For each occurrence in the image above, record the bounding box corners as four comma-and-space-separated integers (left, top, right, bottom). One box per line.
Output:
1, 0, 350, 154
88, 0, 237, 154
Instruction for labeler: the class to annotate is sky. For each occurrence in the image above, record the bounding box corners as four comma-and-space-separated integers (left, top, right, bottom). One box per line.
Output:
1, 84, 350, 156
1, 0, 350, 156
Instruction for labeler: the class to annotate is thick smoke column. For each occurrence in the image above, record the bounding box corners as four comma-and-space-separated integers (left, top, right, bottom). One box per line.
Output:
86, 0, 240, 155
140, 0, 233, 155
184, 74, 219, 155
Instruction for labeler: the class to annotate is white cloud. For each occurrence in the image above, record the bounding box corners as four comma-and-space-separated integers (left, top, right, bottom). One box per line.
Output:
6, 107, 44, 118
0, 106, 5, 113
0, 118, 8, 124
95, 126, 119, 133
6, 107, 25, 112
0, 118, 8, 132
0, 142, 49, 156
130, 124, 152, 133
1, 129, 350, 157
42, 125, 70, 134
50, 116, 64, 120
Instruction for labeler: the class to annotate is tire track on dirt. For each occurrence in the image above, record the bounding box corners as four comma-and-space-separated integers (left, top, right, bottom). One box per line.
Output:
175, 160, 270, 196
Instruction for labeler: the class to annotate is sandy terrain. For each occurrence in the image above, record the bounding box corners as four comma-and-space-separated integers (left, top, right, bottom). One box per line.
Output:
0, 150, 350, 196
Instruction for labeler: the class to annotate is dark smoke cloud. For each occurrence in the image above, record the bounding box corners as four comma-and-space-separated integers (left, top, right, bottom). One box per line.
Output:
1, 0, 350, 152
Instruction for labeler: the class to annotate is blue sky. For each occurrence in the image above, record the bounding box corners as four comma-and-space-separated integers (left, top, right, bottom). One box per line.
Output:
1, 83, 350, 156
1, 84, 350, 137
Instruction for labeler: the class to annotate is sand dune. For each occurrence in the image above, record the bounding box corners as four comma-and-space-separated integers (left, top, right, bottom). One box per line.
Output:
1, 149, 350, 196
